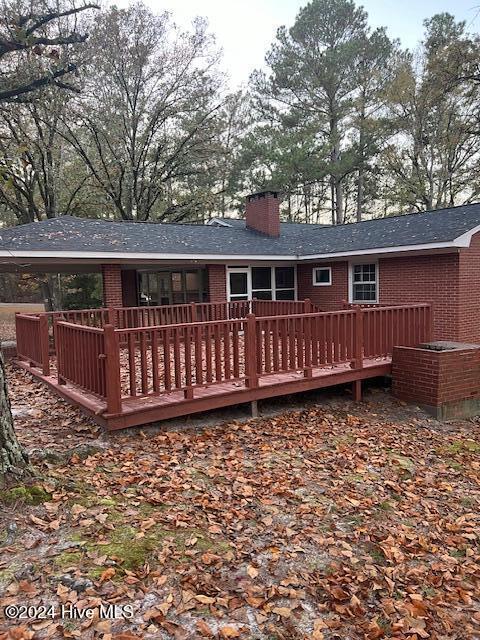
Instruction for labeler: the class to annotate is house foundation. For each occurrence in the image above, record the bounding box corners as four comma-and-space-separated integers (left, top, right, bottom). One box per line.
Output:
392, 341, 480, 420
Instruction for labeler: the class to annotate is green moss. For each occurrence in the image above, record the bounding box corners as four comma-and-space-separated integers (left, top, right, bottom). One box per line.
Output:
439, 440, 480, 456
446, 459, 464, 471
378, 500, 393, 511
53, 551, 82, 569
389, 453, 415, 474
0, 568, 15, 585
62, 521, 230, 576
1, 485, 52, 505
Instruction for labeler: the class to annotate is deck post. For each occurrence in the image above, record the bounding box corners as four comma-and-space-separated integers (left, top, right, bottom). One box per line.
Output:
428, 304, 434, 342
54, 319, 66, 385
304, 298, 312, 313
250, 400, 259, 418
104, 324, 122, 415
39, 314, 50, 376
354, 307, 364, 369
353, 379, 362, 402
245, 313, 258, 388
190, 302, 197, 323
107, 306, 117, 327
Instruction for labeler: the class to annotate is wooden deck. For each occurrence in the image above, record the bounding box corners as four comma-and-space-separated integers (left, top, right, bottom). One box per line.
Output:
15, 357, 391, 430
14, 301, 432, 431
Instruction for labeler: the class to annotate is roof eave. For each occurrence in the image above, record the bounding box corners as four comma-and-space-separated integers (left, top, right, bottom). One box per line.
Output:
0, 226, 478, 263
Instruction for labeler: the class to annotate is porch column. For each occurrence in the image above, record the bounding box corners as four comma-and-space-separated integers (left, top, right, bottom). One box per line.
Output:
207, 265, 227, 302
101, 264, 123, 308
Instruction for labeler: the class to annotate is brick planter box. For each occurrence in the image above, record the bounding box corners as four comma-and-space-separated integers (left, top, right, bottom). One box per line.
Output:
392, 342, 480, 419
0, 340, 17, 360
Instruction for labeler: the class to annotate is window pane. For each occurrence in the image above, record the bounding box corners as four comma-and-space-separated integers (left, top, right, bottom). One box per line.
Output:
276, 289, 295, 300
353, 283, 376, 302
185, 272, 199, 291
230, 272, 247, 295
275, 267, 294, 289
314, 268, 331, 284
354, 264, 376, 283
253, 290, 272, 300
252, 267, 271, 290
172, 272, 182, 292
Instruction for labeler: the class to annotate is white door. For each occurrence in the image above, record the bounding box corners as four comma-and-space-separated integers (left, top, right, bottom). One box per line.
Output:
228, 268, 250, 301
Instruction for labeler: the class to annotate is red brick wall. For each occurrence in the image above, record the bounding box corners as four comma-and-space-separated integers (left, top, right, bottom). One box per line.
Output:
297, 262, 348, 311
392, 345, 480, 408
297, 253, 462, 340
378, 254, 460, 341
101, 264, 123, 308
207, 265, 226, 302
459, 233, 480, 343
245, 192, 280, 237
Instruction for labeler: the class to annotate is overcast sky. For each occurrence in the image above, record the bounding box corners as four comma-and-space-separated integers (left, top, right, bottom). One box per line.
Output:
117, 0, 480, 87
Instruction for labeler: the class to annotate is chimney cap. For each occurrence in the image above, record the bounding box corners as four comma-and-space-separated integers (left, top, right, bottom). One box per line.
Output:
246, 190, 280, 202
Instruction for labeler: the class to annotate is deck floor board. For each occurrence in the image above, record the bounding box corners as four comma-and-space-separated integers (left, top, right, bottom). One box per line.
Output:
15, 356, 391, 430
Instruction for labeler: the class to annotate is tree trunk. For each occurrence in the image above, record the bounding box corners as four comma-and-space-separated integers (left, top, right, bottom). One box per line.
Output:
335, 179, 344, 224
0, 353, 31, 488
356, 168, 364, 222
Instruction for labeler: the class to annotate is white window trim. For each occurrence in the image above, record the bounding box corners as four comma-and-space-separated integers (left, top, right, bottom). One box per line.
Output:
312, 266, 332, 287
226, 265, 297, 301
348, 261, 379, 304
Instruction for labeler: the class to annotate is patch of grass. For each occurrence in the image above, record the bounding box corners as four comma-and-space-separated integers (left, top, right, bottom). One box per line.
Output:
53, 551, 82, 569
438, 440, 480, 456
445, 459, 464, 471
389, 453, 415, 475
64, 523, 230, 575
378, 500, 393, 511
449, 548, 466, 559
1, 485, 52, 505
332, 433, 355, 448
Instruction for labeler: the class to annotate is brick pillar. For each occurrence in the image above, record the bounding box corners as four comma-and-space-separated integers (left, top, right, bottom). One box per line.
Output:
207, 264, 227, 302
101, 264, 123, 308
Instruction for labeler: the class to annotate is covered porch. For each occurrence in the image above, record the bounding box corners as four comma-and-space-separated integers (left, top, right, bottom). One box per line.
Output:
13, 300, 432, 430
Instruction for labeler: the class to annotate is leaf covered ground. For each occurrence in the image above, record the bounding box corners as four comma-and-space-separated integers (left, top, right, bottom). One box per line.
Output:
1, 363, 479, 640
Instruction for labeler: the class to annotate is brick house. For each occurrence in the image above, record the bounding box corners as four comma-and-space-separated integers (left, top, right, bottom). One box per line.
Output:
2, 190, 480, 343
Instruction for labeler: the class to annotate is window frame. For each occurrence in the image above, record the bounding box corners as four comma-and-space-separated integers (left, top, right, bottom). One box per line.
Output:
226, 265, 297, 301
348, 261, 378, 304
312, 266, 332, 287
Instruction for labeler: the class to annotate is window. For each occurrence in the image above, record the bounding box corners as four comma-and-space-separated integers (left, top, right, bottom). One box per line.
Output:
313, 267, 332, 286
274, 266, 295, 300
227, 266, 296, 301
351, 263, 377, 303
252, 267, 271, 291
138, 269, 207, 305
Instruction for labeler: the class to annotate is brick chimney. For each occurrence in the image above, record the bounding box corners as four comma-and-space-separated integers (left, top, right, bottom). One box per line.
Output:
245, 191, 280, 237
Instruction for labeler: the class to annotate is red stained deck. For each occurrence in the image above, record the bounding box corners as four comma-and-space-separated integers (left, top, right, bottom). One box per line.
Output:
14, 301, 432, 431
15, 357, 391, 430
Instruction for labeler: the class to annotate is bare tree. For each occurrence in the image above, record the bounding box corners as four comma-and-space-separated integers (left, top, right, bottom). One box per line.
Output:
0, 0, 98, 102
62, 4, 225, 222
0, 0, 97, 486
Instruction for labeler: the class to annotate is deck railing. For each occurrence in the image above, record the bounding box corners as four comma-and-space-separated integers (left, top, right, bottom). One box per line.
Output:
15, 300, 318, 356
18, 303, 431, 416
15, 313, 50, 375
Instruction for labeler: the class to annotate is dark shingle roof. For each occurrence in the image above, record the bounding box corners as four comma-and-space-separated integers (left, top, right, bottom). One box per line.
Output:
1, 203, 480, 258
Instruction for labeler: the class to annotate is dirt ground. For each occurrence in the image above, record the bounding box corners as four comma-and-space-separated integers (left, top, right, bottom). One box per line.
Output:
1, 364, 479, 640
0, 304, 44, 342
